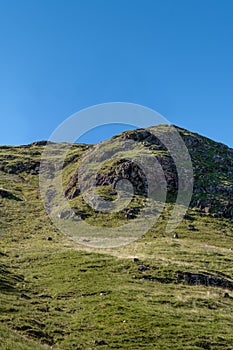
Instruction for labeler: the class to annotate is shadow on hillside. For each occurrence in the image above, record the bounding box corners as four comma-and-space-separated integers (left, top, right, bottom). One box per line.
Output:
0, 189, 22, 201
0, 264, 24, 293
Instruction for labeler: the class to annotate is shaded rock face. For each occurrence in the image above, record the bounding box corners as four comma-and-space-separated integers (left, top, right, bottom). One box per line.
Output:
93, 157, 178, 203
0, 189, 22, 201
119, 128, 167, 149
0, 160, 40, 175
95, 159, 149, 196
65, 139, 178, 202
30, 141, 49, 147
65, 155, 178, 201
137, 272, 233, 292
65, 176, 80, 200
0, 189, 12, 199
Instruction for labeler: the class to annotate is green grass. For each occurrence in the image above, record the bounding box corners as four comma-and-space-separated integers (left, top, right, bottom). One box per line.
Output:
1, 236, 233, 349
0, 324, 53, 350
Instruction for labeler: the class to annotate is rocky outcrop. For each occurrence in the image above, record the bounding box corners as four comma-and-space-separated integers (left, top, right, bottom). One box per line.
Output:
64, 125, 233, 219
136, 266, 233, 291
177, 272, 233, 291
94, 156, 177, 197
0, 159, 40, 175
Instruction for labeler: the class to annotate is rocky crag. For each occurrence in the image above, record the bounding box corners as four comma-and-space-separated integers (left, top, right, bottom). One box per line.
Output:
64, 125, 233, 219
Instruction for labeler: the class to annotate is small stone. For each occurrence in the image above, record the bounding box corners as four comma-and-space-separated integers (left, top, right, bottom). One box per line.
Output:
46, 236, 53, 241
94, 340, 107, 346
223, 292, 229, 298
138, 264, 150, 272
20, 293, 31, 300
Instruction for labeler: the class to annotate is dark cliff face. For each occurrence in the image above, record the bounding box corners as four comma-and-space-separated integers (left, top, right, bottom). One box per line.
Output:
64, 125, 233, 219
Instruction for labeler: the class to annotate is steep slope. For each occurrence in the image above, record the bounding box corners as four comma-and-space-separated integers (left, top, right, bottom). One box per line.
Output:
0, 125, 233, 350
65, 125, 233, 218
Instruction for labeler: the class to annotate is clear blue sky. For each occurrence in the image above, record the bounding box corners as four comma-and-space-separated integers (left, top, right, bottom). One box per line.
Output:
0, 0, 233, 146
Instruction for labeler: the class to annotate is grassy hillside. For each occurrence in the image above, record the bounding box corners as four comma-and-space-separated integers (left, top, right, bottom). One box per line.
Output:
0, 126, 233, 349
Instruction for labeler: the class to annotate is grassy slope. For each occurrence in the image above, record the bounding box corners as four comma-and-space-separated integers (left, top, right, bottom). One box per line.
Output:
0, 136, 233, 350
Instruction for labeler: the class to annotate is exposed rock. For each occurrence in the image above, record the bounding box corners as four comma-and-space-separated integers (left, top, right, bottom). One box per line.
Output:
135, 270, 233, 292
64, 125, 233, 220
177, 272, 233, 291
123, 207, 140, 219
184, 214, 194, 220
65, 173, 80, 200
223, 292, 230, 298
188, 225, 196, 231
95, 159, 149, 196
58, 208, 88, 220
138, 264, 151, 272
94, 340, 107, 346
30, 140, 51, 146
1, 160, 40, 174
65, 187, 80, 200
45, 187, 57, 203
